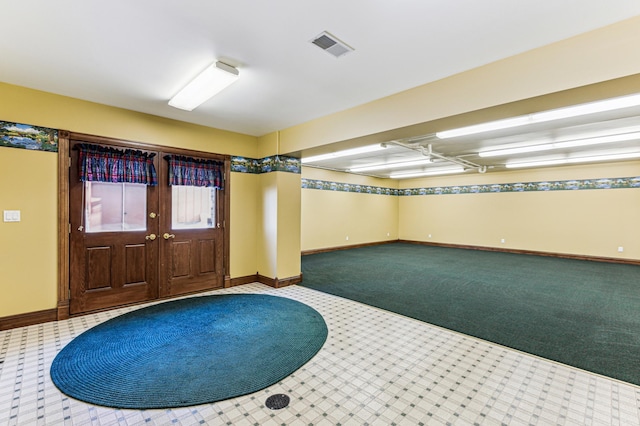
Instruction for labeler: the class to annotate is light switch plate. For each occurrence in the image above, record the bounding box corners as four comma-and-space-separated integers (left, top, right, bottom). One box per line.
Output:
3, 210, 21, 222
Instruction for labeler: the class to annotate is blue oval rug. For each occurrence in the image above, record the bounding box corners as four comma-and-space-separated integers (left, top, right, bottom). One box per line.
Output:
50, 294, 327, 409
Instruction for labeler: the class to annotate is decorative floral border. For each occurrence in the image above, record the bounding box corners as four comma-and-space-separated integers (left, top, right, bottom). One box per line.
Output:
231, 155, 301, 174
302, 176, 640, 196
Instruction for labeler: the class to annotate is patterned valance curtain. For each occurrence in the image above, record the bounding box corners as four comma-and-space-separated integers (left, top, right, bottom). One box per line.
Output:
165, 155, 224, 189
75, 143, 157, 186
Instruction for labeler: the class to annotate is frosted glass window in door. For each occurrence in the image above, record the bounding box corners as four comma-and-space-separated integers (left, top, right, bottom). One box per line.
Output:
172, 185, 216, 229
84, 182, 147, 232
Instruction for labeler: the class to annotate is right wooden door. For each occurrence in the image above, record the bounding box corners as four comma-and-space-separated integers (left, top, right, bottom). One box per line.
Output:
158, 181, 225, 297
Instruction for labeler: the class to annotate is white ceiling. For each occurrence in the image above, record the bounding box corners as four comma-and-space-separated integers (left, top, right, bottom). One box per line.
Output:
2, 1, 640, 177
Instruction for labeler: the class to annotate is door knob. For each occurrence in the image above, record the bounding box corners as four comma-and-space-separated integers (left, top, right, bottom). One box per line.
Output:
145, 234, 157, 241
163, 233, 175, 240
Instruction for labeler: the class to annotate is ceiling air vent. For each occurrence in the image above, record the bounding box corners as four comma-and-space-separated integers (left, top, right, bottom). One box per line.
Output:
310, 31, 354, 58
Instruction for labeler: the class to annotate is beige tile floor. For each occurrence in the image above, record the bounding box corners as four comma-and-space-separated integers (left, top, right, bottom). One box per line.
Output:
1, 283, 639, 425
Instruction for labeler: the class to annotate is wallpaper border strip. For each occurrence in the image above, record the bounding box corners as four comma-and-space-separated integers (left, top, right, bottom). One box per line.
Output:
1, 121, 58, 152
302, 176, 640, 195
302, 178, 400, 195
231, 155, 301, 174
0, 122, 302, 174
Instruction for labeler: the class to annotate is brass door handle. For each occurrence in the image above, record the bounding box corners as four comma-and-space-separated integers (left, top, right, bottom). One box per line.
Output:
163, 233, 175, 240
145, 234, 157, 241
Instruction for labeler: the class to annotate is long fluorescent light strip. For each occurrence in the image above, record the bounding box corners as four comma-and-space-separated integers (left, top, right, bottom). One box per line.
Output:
479, 142, 553, 158
349, 158, 432, 173
437, 93, 640, 139
301, 144, 386, 163
390, 166, 465, 179
505, 152, 640, 169
169, 61, 239, 111
479, 131, 640, 158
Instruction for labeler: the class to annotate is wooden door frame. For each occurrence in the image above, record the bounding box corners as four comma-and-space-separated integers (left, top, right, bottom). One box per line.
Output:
56, 131, 231, 319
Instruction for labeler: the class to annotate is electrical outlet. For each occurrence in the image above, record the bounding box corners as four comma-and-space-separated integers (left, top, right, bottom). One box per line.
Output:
501, 238, 506, 244
428, 234, 432, 238
386, 232, 390, 237
346, 236, 349, 241
618, 246, 624, 253
3, 210, 21, 222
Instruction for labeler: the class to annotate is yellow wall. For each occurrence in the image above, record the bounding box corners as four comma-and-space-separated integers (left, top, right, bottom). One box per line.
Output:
0, 149, 58, 316
0, 83, 258, 157
257, 172, 278, 278
256, 171, 302, 279
302, 162, 639, 259
257, 132, 279, 159
229, 172, 259, 278
301, 167, 399, 251
0, 82, 260, 317
398, 161, 640, 260
252, 132, 303, 280
277, 172, 301, 279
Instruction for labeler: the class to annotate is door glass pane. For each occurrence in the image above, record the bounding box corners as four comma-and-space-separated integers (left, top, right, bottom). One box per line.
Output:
172, 185, 216, 229
85, 182, 147, 233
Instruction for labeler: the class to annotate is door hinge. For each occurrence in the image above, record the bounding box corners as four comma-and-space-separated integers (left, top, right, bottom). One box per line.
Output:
68, 223, 71, 234
68, 156, 72, 168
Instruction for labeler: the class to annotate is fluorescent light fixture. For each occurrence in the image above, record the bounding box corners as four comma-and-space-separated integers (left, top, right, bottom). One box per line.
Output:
169, 61, 239, 111
389, 166, 465, 179
505, 152, 640, 169
349, 158, 432, 173
479, 142, 554, 157
438, 116, 534, 139
301, 144, 386, 163
505, 158, 570, 168
479, 131, 640, 157
437, 93, 640, 139
554, 131, 640, 149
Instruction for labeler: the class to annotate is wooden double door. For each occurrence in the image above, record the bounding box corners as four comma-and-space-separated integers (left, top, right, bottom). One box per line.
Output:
69, 135, 229, 315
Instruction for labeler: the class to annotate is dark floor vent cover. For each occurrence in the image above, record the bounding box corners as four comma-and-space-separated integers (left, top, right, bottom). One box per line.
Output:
265, 394, 290, 410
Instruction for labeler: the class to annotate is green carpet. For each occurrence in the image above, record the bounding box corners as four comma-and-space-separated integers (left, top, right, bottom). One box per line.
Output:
301, 243, 640, 385
51, 294, 327, 408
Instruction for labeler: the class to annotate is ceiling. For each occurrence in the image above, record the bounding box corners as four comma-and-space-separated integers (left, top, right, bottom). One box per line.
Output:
2, 1, 640, 177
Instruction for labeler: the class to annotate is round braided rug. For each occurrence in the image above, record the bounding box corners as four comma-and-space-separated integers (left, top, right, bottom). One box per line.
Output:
50, 294, 327, 409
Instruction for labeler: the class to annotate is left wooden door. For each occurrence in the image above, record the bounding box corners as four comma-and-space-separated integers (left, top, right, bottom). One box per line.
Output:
69, 139, 160, 314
